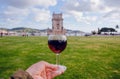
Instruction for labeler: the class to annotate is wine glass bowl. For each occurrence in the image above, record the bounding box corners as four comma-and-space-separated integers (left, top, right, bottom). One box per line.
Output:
48, 35, 67, 54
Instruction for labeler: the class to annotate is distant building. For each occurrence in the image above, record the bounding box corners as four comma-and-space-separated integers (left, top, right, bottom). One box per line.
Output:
47, 13, 66, 35
0, 29, 8, 36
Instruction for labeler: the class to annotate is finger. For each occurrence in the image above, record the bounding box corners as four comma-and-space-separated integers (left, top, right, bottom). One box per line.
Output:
40, 70, 47, 79
51, 70, 63, 78
38, 61, 58, 70
46, 64, 58, 70
46, 71, 52, 79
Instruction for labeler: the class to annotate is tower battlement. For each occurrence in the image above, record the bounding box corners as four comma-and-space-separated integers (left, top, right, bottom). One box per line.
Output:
47, 13, 66, 35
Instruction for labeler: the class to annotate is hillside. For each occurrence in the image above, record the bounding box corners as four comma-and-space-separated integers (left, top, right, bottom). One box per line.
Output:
0, 27, 85, 33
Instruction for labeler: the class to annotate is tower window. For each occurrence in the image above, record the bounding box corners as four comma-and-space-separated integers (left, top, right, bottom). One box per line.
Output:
57, 24, 59, 26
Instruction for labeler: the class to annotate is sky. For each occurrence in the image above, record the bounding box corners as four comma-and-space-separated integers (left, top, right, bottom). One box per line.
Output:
0, 0, 120, 32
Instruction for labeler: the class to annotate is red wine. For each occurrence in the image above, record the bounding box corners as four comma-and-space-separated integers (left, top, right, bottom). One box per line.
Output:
48, 40, 67, 54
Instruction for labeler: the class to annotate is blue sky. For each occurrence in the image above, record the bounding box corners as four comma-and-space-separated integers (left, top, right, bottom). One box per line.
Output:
0, 0, 120, 32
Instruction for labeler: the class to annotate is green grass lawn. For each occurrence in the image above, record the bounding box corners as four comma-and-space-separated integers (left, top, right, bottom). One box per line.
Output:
0, 36, 120, 79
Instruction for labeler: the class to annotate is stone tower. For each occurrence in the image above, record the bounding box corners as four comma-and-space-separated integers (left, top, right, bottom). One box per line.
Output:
47, 13, 66, 35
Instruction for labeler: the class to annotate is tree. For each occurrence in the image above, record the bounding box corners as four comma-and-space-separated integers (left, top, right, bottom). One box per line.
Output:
116, 25, 119, 29
98, 28, 101, 34
100, 27, 117, 35
91, 30, 96, 35
100, 27, 116, 32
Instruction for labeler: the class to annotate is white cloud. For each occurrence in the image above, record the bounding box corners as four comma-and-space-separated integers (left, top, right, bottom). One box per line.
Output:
0, 0, 57, 25
68, 10, 83, 21
0, 0, 57, 8
32, 8, 51, 22
62, 0, 120, 25
62, 0, 119, 12
90, 0, 110, 12
101, 10, 120, 25
103, 10, 120, 19
103, 0, 120, 8
0, 6, 29, 24
4, 6, 29, 16
62, 0, 91, 12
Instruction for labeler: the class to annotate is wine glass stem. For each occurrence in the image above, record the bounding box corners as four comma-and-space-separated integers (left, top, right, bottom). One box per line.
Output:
56, 54, 60, 66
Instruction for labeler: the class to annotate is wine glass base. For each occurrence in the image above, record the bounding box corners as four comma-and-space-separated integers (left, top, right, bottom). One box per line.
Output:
57, 65, 67, 72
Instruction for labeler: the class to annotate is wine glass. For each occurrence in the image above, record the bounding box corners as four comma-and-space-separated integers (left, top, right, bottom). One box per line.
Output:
48, 34, 67, 70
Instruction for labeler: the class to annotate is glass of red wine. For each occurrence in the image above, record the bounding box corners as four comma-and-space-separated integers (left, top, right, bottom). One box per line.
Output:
48, 34, 67, 70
